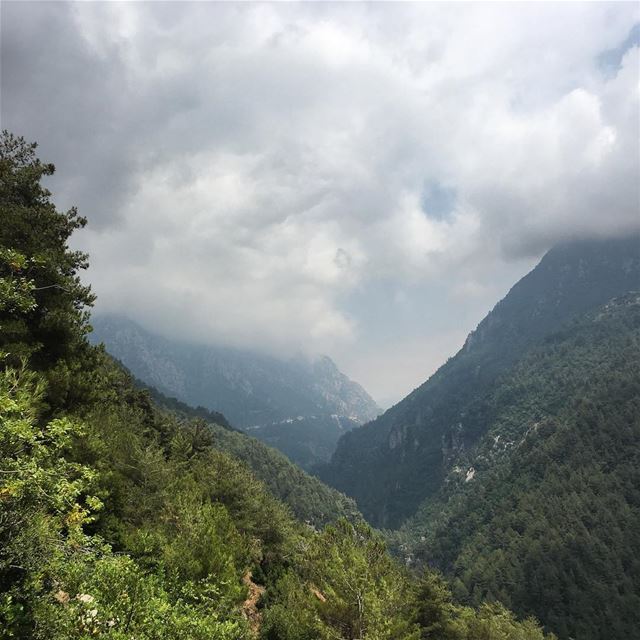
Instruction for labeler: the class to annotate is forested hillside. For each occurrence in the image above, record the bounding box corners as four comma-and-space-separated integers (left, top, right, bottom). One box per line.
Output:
139, 380, 362, 525
0, 132, 556, 639
317, 234, 640, 639
391, 294, 640, 639
321, 235, 640, 528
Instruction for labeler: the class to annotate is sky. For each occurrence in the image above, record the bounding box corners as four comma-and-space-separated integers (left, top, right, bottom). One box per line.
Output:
2, 2, 639, 407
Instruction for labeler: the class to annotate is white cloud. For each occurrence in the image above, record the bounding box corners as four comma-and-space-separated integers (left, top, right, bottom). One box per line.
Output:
2, 1, 638, 402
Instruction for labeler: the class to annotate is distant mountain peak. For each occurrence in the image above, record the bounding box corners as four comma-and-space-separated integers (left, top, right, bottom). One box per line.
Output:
89, 313, 380, 469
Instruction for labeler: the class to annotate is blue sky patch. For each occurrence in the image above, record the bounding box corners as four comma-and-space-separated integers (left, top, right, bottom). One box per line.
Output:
421, 182, 457, 220
597, 22, 639, 78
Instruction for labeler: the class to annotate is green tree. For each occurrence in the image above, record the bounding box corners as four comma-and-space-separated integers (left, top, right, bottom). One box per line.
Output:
415, 571, 463, 640
262, 519, 420, 640
0, 131, 95, 407
0, 361, 97, 635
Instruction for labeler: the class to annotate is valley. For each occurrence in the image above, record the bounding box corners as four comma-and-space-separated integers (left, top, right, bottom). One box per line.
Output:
2, 4, 639, 637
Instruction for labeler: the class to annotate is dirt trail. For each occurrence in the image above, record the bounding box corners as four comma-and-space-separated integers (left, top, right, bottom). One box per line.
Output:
242, 571, 265, 637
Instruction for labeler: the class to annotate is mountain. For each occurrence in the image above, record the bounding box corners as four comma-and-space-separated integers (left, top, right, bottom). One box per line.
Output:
89, 314, 379, 468
141, 377, 362, 526
245, 415, 360, 471
393, 293, 640, 639
320, 235, 640, 528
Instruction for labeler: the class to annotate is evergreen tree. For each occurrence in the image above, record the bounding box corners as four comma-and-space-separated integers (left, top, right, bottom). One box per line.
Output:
0, 131, 95, 407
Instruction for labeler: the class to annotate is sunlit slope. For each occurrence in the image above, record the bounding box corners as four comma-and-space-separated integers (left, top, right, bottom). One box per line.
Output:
135, 373, 363, 527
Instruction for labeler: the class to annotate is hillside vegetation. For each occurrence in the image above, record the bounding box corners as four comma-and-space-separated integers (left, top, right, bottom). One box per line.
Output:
391, 294, 640, 639
141, 380, 362, 526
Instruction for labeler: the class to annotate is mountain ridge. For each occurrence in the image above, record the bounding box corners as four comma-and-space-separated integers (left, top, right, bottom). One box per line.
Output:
320, 234, 640, 527
89, 314, 380, 468
391, 292, 640, 639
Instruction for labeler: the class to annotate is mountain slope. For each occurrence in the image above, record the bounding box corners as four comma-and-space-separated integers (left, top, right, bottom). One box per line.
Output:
120, 372, 361, 527
90, 315, 379, 428
394, 294, 640, 640
321, 235, 640, 527
90, 315, 379, 468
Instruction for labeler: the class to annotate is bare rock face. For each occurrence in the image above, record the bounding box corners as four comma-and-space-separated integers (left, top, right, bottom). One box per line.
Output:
441, 423, 465, 468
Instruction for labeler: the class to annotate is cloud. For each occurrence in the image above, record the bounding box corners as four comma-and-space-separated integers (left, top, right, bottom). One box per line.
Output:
2, 2, 638, 402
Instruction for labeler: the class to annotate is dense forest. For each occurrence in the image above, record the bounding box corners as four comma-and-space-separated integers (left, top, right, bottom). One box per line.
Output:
0, 133, 559, 638
136, 381, 362, 526
390, 294, 640, 638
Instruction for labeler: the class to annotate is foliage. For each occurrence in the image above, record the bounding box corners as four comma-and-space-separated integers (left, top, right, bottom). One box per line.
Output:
0, 131, 95, 409
0, 362, 96, 635
0, 248, 37, 316
208, 422, 361, 528
143, 378, 362, 527
262, 521, 554, 640
0, 345, 553, 639
32, 551, 245, 640
0, 359, 249, 639
396, 296, 640, 639
262, 519, 421, 640
414, 571, 463, 640
413, 571, 554, 640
